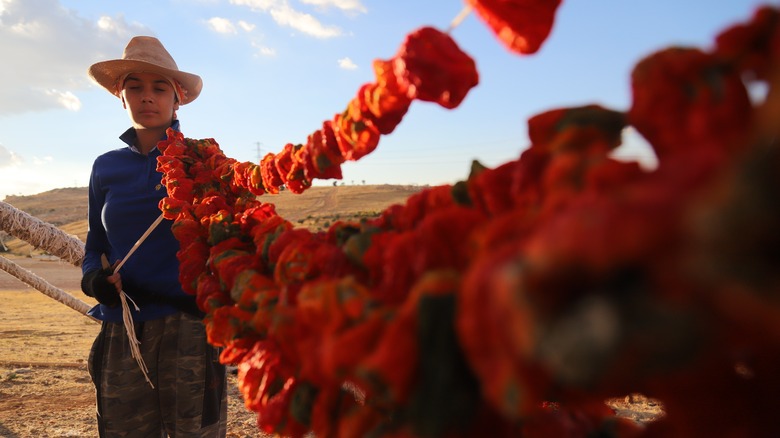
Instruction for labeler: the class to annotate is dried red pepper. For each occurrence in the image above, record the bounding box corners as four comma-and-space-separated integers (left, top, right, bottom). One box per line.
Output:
465, 0, 562, 55
394, 26, 479, 109
629, 47, 752, 162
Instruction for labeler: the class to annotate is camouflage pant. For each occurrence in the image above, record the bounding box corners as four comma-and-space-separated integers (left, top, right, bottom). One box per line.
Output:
88, 312, 227, 437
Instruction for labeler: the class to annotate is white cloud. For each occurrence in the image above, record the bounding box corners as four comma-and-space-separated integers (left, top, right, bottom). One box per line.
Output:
300, 0, 367, 14
96, 16, 115, 31
206, 17, 256, 35
0, 143, 22, 168
229, 0, 278, 12
230, 0, 343, 38
238, 20, 255, 32
252, 41, 276, 57
0, 0, 149, 116
178, 0, 221, 4
32, 155, 54, 165
48, 90, 81, 111
95, 15, 134, 34
270, 3, 342, 38
0, 145, 88, 199
207, 17, 237, 34
338, 56, 357, 70
10, 19, 42, 36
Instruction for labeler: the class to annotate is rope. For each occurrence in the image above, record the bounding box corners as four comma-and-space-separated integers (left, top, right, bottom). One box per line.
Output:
120, 291, 153, 388
0, 255, 98, 322
114, 214, 164, 273
0, 201, 85, 267
102, 249, 157, 390
447, 4, 472, 33
1, 200, 160, 387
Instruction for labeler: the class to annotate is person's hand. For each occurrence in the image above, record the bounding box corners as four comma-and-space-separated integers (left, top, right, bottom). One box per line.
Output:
81, 267, 122, 307
107, 260, 123, 292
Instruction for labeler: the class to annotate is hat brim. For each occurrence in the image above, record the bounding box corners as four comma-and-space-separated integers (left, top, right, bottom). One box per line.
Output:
88, 59, 202, 105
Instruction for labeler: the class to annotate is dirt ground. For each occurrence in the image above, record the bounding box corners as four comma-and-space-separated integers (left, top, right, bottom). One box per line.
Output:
0, 255, 663, 437
0, 255, 263, 438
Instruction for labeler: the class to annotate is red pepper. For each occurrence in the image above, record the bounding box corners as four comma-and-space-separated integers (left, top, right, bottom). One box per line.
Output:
195, 271, 230, 314
177, 239, 210, 294
260, 152, 283, 194
170, 215, 205, 244
629, 47, 752, 163
301, 128, 343, 180
158, 196, 192, 220
233, 162, 265, 196
715, 6, 780, 81
333, 108, 381, 161
465, 0, 562, 55
393, 26, 479, 109
359, 82, 409, 135
205, 305, 255, 347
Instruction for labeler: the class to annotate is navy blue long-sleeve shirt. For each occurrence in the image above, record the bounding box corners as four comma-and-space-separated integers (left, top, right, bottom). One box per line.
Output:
83, 121, 186, 322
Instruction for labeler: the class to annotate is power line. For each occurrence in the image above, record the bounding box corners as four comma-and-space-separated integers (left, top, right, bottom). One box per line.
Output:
255, 141, 263, 162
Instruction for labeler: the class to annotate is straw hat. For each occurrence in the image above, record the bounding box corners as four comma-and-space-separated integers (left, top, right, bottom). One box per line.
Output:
88, 36, 202, 105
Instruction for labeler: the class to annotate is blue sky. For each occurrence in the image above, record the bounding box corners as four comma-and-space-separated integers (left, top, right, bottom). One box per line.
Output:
0, 0, 773, 199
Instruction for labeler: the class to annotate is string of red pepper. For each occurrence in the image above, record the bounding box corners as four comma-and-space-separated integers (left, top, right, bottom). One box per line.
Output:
155, 2, 780, 437
230, 25, 478, 196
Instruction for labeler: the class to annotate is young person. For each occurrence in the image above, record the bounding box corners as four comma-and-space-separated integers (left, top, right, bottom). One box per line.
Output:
81, 36, 227, 437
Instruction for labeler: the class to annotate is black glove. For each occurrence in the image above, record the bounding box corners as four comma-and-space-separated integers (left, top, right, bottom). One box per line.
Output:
81, 268, 121, 307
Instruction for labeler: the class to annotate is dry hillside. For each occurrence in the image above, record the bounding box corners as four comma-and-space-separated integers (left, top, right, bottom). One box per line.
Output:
1, 184, 425, 256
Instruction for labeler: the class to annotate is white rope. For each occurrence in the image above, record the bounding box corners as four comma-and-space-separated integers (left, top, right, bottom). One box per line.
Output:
0, 200, 95, 319
0, 201, 85, 267
114, 214, 164, 273
1, 200, 161, 387
120, 290, 154, 388
101, 252, 155, 389
0, 255, 98, 322
447, 4, 473, 33
101, 213, 166, 390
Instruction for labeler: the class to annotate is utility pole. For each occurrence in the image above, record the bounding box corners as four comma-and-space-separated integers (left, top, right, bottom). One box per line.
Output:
255, 142, 263, 162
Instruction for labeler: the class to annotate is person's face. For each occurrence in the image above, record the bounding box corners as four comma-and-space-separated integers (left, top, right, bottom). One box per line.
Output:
120, 72, 179, 130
